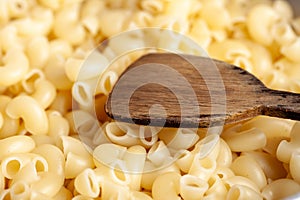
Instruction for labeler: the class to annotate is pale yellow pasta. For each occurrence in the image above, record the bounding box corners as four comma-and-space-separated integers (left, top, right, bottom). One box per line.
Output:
7, 0, 28, 18
140, 0, 165, 14
30, 190, 53, 200
152, 172, 181, 200
123, 145, 146, 190
105, 122, 142, 147
30, 135, 55, 146
37, 0, 62, 10
271, 22, 297, 46
180, 174, 208, 200
44, 55, 73, 90
292, 17, 300, 35
188, 155, 217, 181
26, 36, 50, 69
31, 171, 64, 197
205, 175, 227, 199
227, 184, 262, 200
215, 139, 232, 168
31, 79, 57, 109
0, 25, 23, 51
1, 153, 48, 179
189, 19, 211, 49
21, 69, 45, 93
49, 39, 73, 58
262, 179, 300, 200
12, 6, 53, 37
0, 113, 3, 130
65, 152, 94, 179
9, 181, 30, 200
158, 128, 199, 152
175, 150, 194, 173
0, 0, 9, 25
277, 122, 300, 163
141, 162, 180, 191
290, 152, 300, 184
281, 37, 300, 62
138, 126, 159, 149
201, 3, 231, 30
224, 176, 260, 193
0, 96, 19, 139
10, 161, 40, 185
32, 144, 65, 176
6, 95, 49, 135
192, 133, 220, 160
53, 187, 73, 200
272, 0, 293, 21
130, 190, 153, 200
0, 136, 35, 160
242, 151, 287, 180
47, 111, 69, 142
49, 90, 72, 116
239, 116, 294, 155
0, 49, 29, 87
223, 127, 267, 152
74, 168, 100, 198
100, 178, 131, 200
147, 141, 171, 167
230, 155, 267, 190
96, 70, 119, 95
214, 167, 235, 181
98, 9, 131, 37
53, 4, 86, 46
246, 4, 279, 46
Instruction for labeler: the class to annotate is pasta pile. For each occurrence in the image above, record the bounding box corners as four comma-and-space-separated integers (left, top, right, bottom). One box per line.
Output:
0, 0, 300, 199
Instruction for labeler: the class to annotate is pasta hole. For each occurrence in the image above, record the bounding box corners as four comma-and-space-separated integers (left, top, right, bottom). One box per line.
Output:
87, 175, 97, 192
111, 125, 127, 137
208, 177, 216, 187
6, 160, 21, 177
78, 85, 89, 103
187, 182, 201, 188
113, 168, 126, 182
35, 160, 46, 173
217, 173, 224, 179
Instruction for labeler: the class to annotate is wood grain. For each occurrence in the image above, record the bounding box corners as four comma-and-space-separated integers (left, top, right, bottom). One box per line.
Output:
105, 53, 300, 128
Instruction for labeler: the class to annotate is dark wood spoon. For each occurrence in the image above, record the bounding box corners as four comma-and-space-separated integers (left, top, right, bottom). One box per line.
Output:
105, 53, 300, 128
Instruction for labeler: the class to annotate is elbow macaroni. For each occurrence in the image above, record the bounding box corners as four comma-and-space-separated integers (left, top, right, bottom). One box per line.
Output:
0, 0, 300, 199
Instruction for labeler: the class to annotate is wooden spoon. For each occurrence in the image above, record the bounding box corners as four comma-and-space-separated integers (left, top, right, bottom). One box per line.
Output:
105, 53, 300, 128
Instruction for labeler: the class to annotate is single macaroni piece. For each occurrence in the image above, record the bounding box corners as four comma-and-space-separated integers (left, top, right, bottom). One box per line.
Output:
227, 184, 263, 200
152, 172, 181, 200
0, 50, 29, 87
26, 36, 50, 69
6, 95, 49, 135
262, 179, 300, 200
188, 155, 217, 181
230, 155, 267, 190
9, 181, 31, 200
74, 168, 100, 198
0, 96, 19, 139
0, 136, 35, 160
281, 38, 300, 63
180, 174, 208, 200
290, 152, 300, 184
47, 111, 69, 142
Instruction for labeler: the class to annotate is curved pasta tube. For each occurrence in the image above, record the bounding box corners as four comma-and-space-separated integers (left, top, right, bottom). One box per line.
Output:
271, 22, 296, 46
227, 185, 263, 200
230, 155, 267, 190
0, 136, 35, 160
0, 25, 23, 51
223, 127, 267, 152
0, 96, 19, 138
32, 144, 65, 176
0, 50, 29, 87
53, 3, 86, 45
52, 187, 73, 200
140, 0, 165, 14
12, 6, 53, 37
224, 176, 260, 193
31, 171, 64, 198
277, 122, 300, 163
192, 133, 220, 160
97, 70, 119, 95
31, 79, 57, 109
214, 167, 235, 181
6, 95, 49, 135
152, 172, 181, 200
47, 111, 69, 142
158, 128, 199, 152
242, 151, 287, 180
65, 152, 95, 179
175, 150, 194, 173
130, 191, 153, 200
262, 179, 300, 200
123, 145, 146, 190
180, 174, 208, 200
205, 175, 227, 199
100, 178, 131, 200
26, 36, 50, 69
1, 153, 48, 179
290, 152, 300, 184
105, 122, 142, 147
147, 141, 171, 166
281, 38, 300, 62
216, 139, 232, 167
10, 181, 30, 200
188, 155, 217, 181
21, 69, 45, 93
74, 168, 100, 198
201, 3, 231, 29
246, 4, 279, 46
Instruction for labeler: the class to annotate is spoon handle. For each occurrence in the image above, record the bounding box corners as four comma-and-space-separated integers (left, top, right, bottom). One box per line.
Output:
262, 89, 300, 121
